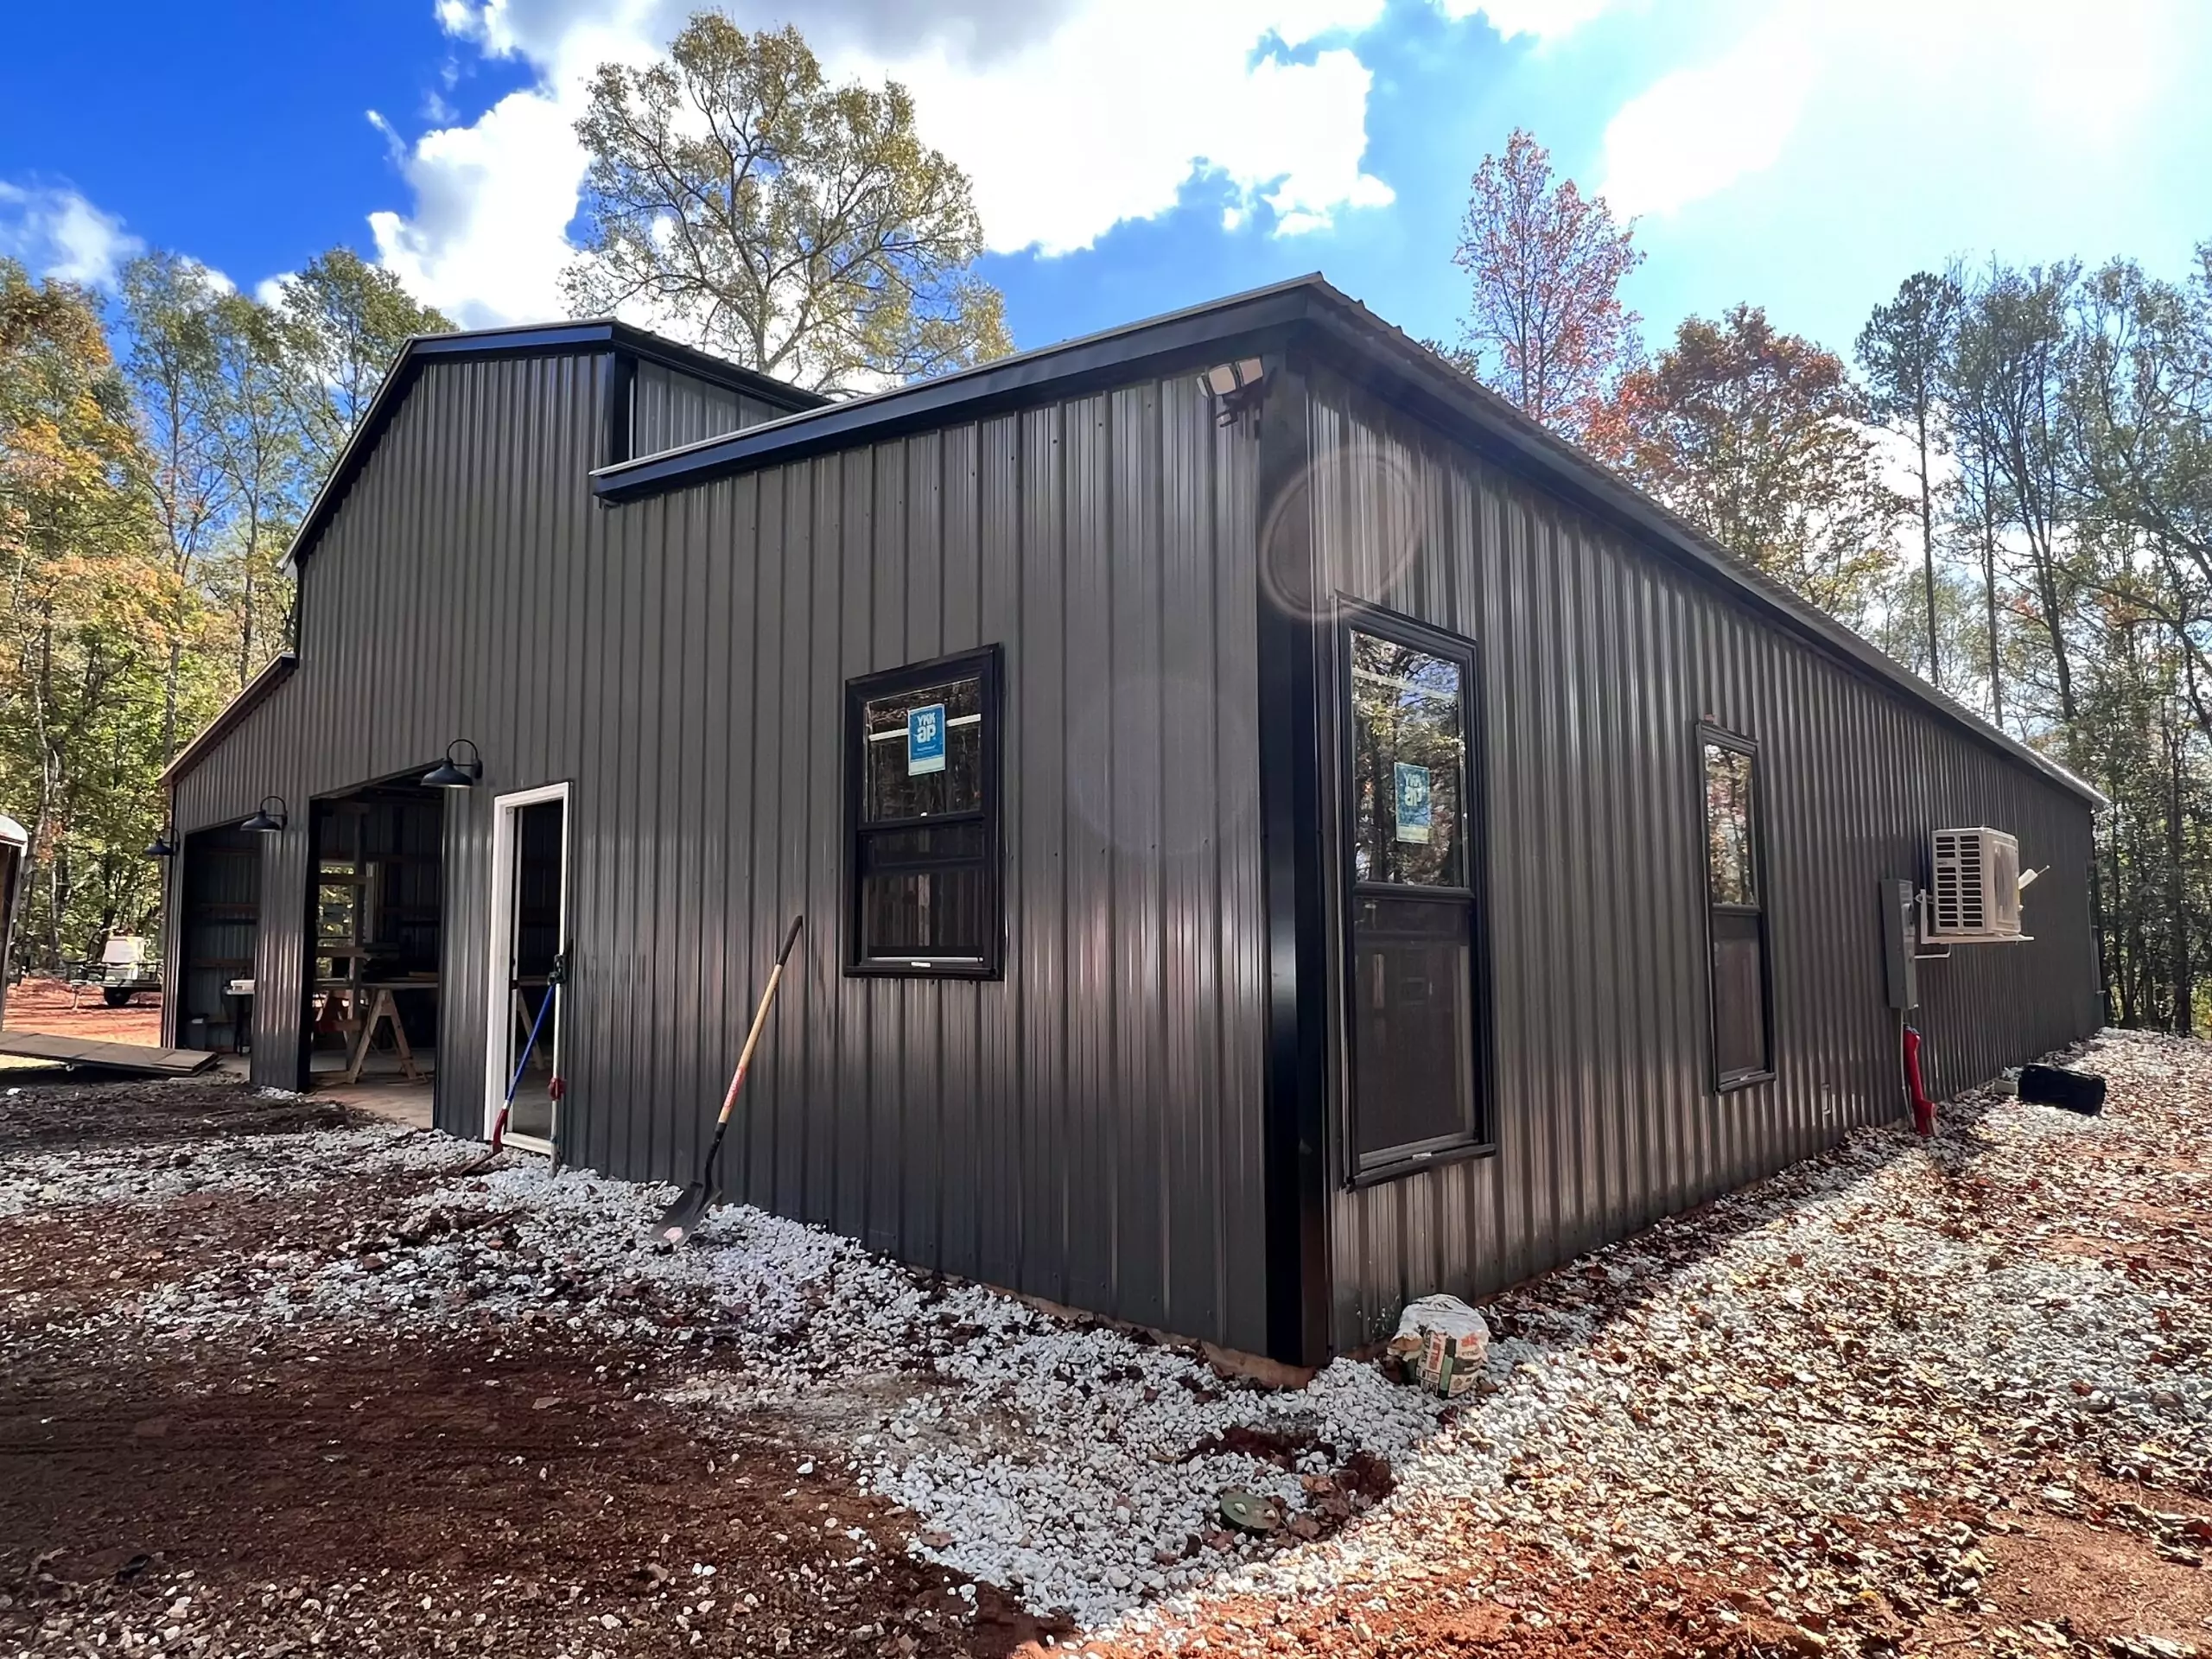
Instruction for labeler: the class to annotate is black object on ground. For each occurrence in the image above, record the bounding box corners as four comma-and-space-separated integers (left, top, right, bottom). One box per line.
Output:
656, 915, 804, 1246
2019, 1063, 2107, 1116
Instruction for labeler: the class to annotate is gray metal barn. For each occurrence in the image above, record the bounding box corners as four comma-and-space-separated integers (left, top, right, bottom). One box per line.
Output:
160, 277, 2103, 1365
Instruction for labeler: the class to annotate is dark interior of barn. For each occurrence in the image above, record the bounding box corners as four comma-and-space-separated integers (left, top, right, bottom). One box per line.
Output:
176, 825, 262, 1052
306, 782, 445, 1085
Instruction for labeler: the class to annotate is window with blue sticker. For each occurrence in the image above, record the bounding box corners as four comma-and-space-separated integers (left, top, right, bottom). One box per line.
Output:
848, 651, 1002, 976
1341, 612, 1485, 1175
862, 677, 982, 823
1349, 632, 1465, 888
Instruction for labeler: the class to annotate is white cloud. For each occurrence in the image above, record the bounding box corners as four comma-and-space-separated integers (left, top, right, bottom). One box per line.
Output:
0, 181, 145, 288
365, 0, 1397, 327
880, 4, 1392, 256
1433, 0, 1627, 41
367, 85, 588, 325
1595, 0, 2191, 223
1596, 10, 1815, 219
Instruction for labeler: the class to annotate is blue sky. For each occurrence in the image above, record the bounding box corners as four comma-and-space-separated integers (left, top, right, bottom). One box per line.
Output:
3, 0, 2207, 368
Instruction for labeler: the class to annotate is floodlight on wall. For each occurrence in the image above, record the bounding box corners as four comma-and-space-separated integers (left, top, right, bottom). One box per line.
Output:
421, 738, 483, 789
1197, 357, 1267, 427
241, 796, 288, 834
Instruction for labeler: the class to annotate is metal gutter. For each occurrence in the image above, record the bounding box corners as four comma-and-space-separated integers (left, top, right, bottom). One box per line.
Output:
587, 275, 2104, 812
159, 651, 298, 787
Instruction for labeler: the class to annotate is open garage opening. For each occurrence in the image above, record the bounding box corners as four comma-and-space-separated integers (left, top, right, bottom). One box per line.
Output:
304, 778, 446, 1101
177, 825, 262, 1053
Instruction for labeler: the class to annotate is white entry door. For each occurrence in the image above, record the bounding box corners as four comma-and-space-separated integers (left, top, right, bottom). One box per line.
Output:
484, 783, 569, 1152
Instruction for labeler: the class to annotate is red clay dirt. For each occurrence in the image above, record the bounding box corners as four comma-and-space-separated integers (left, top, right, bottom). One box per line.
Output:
3, 975, 164, 1046
1, 1331, 1060, 1658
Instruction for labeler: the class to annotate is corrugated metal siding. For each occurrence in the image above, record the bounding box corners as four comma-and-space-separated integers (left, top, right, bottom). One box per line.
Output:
172, 351, 607, 1114
165, 327, 2098, 1363
169, 353, 1274, 1354
630, 361, 791, 457
1304, 366, 2101, 1351
597, 377, 1272, 1351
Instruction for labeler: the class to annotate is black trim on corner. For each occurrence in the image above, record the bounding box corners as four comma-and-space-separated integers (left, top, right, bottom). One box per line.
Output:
1255, 358, 1332, 1370
841, 645, 1006, 981
602, 349, 637, 469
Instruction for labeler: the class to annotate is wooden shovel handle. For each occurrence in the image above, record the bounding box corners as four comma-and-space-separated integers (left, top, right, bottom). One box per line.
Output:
714, 915, 804, 1128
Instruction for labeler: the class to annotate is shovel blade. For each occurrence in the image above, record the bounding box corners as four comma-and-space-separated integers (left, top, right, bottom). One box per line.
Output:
654, 1180, 716, 1245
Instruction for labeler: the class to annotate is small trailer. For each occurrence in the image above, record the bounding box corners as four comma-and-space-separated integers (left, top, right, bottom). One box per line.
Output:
73, 935, 162, 1009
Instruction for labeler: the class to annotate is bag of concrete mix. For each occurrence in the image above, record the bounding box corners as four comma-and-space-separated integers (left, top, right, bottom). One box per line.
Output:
1385, 1294, 1490, 1396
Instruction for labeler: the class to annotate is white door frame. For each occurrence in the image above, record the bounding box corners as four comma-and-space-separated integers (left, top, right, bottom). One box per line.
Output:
484, 782, 570, 1154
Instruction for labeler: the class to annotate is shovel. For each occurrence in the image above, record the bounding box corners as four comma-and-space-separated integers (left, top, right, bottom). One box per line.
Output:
654, 914, 803, 1245
456, 956, 563, 1177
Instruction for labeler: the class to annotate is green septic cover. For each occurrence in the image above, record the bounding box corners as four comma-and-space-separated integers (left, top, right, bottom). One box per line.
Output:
1217, 1489, 1281, 1534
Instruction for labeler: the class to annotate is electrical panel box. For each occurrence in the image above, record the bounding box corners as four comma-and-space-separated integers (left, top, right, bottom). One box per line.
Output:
1880, 877, 1917, 1010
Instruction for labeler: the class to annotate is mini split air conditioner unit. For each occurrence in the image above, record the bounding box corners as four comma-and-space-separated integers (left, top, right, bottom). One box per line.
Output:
1923, 827, 2034, 943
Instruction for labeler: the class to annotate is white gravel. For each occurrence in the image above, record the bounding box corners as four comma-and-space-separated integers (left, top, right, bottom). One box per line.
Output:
9, 1029, 2209, 1640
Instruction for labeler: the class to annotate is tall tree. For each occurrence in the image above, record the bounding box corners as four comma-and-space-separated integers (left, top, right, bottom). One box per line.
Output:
206, 291, 301, 687
273, 248, 453, 477
564, 16, 1010, 393
118, 252, 231, 763
1948, 386, 2012, 730
1594, 305, 1909, 622
2065, 246, 2212, 568
1856, 270, 1961, 688
1948, 261, 2083, 747
1451, 128, 1642, 443
2064, 250, 2212, 732
0, 261, 172, 964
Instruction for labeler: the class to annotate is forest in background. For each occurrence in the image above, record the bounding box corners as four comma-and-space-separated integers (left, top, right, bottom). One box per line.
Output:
1451, 132, 2211, 1033
0, 250, 448, 969
1, 18, 2205, 1030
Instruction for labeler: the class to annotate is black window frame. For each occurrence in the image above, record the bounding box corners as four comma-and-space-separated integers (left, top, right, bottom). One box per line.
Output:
1335, 598, 1496, 1185
842, 645, 1005, 979
1697, 721, 1776, 1092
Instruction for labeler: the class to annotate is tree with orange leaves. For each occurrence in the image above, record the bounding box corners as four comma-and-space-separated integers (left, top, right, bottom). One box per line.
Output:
1593, 304, 1909, 625
1450, 129, 1643, 445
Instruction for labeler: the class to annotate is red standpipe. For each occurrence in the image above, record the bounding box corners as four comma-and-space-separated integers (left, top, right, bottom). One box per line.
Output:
1902, 1024, 1936, 1137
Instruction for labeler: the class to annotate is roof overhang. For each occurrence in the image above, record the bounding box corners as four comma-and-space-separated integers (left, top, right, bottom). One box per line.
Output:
278, 319, 825, 577
587, 275, 2105, 813
159, 651, 299, 789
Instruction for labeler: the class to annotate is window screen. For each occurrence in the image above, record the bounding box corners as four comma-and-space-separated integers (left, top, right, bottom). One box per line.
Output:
845, 648, 1002, 976
1341, 610, 1489, 1178
1701, 730, 1771, 1086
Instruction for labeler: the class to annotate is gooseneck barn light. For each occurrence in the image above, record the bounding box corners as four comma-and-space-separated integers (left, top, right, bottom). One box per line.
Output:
143, 826, 177, 858
421, 738, 484, 790
241, 796, 289, 834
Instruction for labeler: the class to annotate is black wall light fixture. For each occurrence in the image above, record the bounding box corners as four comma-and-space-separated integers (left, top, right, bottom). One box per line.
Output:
144, 824, 177, 858
421, 738, 483, 789
241, 796, 288, 833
